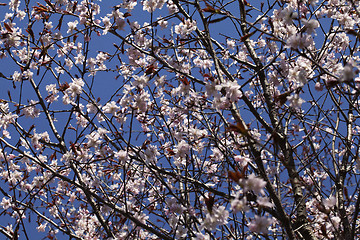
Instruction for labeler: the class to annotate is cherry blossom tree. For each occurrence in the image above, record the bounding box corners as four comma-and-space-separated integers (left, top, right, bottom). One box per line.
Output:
0, 0, 359, 239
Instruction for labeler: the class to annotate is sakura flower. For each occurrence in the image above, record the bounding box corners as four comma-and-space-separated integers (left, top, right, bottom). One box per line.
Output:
249, 215, 273, 234
193, 232, 210, 240
0, 197, 12, 210
257, 196, 274, 208
5, 31, 21, 47
76, 114, 88, 128
167, 0, 178, 14
9, 0, 20, 11
67, 78, 85, 97
67, 20, 78, 34
102, 16, 112, 34
113, 10, 126, 30
234, 154, 251, 167
103, 101, 120, 115
143, 0, 166, 12
216, 81, 243, 102
212, 96, 230, 110
323, 196, 336, 210
296, 68, 308, 86
341, 64, 355, 82
16, 10, 26, 20
133, 91, 150, 112
3, 130, 11, 139
286, 33, 313, 49
315, 82, 323, 91
175, 226, 187, 239
279, 7, 298, 25
175, 19, 197, 37
65, 58, 73, 69
144, 145, 160, 163
98, 127, 109, 137
166, 197, 186, 214
330, 216, 341, 230
244, 173, 267, 195
86, 132, 102, 148
31, 131, 50, 149
133, 74, 149, 89
287, 93, 305, 109
87, 57, 97, 71
114, 150, 128, 165
0, 107, 18, 130
157, 17, 168, 29
133, 212, 149, 225
227, 39, 236, 49
193, 57, 213, 69
74, 53, 85, 65
44, 21, 53, 29
309, 0, 318, 6
121, 0, 137, 10
175, 140, 190, 159
201, 205, 229, 231
301, 19, 319, 34
23, 100, 40, 118
36, 223, 47, 232
45, 84, 59, 103
231, 197, 249, 213
0, 102, 9, 114
62, 93, 71, 105
12, 71, 22, 82
334, 11, 356, 28
55, 66, 65, 74
46, 84, 58, 94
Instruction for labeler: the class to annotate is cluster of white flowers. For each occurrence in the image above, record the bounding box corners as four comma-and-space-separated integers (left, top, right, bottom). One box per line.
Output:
248, 216, 274, 234
62, 78, 85, 104
201, 205, 229, 231
143, 0, 166, 12
215, 81, 243, 102
45, 84, 59, 103
67, 20, 78, 34
23, 100, 40, 118
0, 103, 18, 133
286, 33, 313, 49
175, 19, 197, 37
103, 101, 120, 115
287, 93, 305, 109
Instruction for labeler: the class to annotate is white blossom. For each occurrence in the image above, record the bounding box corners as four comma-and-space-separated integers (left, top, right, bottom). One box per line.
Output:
175, 19, 197, 37
249, 216, 273, 234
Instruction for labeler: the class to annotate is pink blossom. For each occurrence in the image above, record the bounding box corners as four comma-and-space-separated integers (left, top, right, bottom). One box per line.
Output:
301, 19, 319, 34
0, 197, 12, 210
315, 82, 323, 91
201, 206, 229, 231
249, 215, 273, 234
36, 223, 47, 232
234, 154, 251, 167
12, 71, 22, 82
103, 101, 120, 115
67, 20, 78, 33
175, 19, 197, 37
114, 150, 128, 165
23, 100, 40, 119
67, 78, 85, 97
257, 196, 274, 208
143, 0, 166, 12
244, 174, 267, 195
287, 94, 305, 109
231, 197, 249, 213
